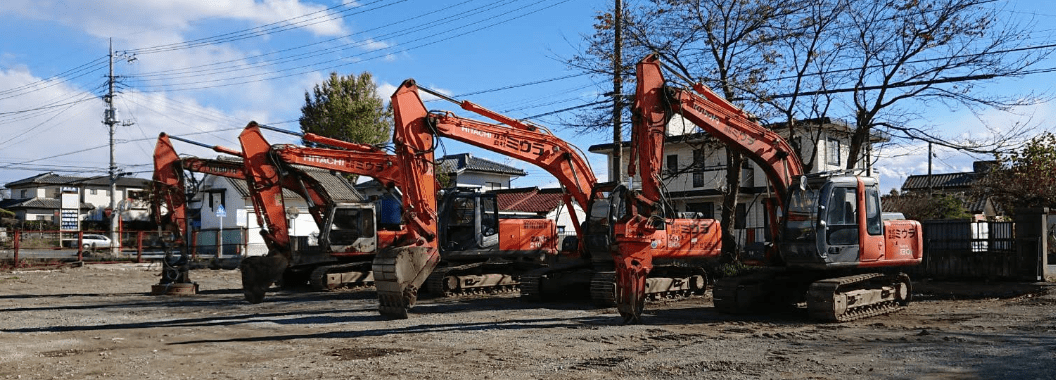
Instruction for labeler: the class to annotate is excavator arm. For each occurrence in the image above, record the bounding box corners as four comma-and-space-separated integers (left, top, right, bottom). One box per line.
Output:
372, 80, 443, 318
609, 53, 805, 322
152, 133, 246, 244
373, 79, 606, 318
151, 133, 253, 294
417, 87, 599, 237
636, 54, 804, 209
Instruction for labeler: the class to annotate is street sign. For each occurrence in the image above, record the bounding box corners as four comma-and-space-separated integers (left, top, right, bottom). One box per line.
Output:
216, 204, 227, 218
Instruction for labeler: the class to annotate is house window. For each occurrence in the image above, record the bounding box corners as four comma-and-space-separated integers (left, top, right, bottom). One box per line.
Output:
20, 190, 27, 198
686, 202, 714, 219
827, 138, 841, 166
692, 149, 704, 188
741, 160, 754, 187
485, 182, 502, 190
666, 154, 678, 176
90, 189, 97, 195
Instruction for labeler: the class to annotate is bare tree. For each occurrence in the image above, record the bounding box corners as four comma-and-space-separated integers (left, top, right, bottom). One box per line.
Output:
752, 0, 847, 172
838, 0, 1050, 168
627, 0, 796, 259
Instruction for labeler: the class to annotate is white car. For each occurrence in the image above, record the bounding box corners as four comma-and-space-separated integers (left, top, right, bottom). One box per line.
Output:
80, 234, 112, 251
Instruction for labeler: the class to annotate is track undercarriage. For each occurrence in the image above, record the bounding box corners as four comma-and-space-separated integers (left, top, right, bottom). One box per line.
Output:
518, 264, 709, 307
589, 267, 709, 307
308, 262, 375, 291
713, 269, 912, 322
423, 262, 520, 297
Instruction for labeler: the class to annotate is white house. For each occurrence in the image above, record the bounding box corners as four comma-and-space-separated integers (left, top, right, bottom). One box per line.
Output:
436, 153, 527, 190
588, 117, 880, 248
1, 172, 151, 230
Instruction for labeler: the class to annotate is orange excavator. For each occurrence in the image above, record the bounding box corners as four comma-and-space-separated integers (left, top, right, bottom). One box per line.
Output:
374, 79, 720, 318
618, 53, 922, 322
153, 131, 386, 302
152, 132, 246, 294
244, 123, 558, 298
236, 123, 401, 303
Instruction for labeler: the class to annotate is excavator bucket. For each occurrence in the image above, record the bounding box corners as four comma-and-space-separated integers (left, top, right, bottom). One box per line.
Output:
239, 253, 289, 304
372, 245, 440, 318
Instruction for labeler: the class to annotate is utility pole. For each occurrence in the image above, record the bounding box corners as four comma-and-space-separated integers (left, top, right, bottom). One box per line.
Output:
611, 0, 624, 183
927, 142, 933, 194
104, 40, 119, 256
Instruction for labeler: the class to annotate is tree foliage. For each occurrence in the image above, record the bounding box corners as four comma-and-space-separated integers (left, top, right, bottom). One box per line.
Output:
976, 132, 1056, 213
300, 72, 391, 148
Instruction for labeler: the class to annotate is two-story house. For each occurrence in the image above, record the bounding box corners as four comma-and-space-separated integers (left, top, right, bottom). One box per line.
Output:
588, 117, 880, 248
1, 172, 151, 230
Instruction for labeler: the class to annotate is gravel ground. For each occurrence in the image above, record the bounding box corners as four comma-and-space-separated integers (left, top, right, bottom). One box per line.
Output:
1, 263, 1054, 380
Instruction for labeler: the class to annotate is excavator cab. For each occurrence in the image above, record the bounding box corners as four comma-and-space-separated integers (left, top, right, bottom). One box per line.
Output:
437, 189, 500, 255
779, 174, 886, 268
319, 202, 379, 254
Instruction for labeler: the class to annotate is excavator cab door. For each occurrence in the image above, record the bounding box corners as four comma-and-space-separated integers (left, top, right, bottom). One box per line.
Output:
815, 178, 865, 266
438, 191, 499, 253
321, 202, 377, 253
780, 177, 864, 268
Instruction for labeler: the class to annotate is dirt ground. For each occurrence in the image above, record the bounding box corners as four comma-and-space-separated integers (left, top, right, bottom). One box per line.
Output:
1, 263, 1054, 380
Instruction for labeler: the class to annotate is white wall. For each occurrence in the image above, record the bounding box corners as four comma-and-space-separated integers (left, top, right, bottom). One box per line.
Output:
455, 172, 514, 190
546, 203, 585, 235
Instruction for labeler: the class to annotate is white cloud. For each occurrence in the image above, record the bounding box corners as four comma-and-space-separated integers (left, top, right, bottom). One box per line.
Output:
0, 0, 350, 43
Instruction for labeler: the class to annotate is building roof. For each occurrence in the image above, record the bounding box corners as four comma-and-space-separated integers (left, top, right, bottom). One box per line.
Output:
0, 197, 93, 210
901, 173, 978, 191
438, 153, 527, 176
492, 187, 568, 214
5, 172, 150, 189
221, 165, 363, 202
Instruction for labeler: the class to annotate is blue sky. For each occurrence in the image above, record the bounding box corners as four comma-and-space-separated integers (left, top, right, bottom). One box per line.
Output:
1, 0, 1054, 195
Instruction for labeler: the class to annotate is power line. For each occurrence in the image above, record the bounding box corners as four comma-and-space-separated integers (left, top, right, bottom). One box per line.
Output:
129, 1, 571, 93
125, 0, 400, 54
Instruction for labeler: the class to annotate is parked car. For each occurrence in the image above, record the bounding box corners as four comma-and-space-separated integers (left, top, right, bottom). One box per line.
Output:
80, 234, 112, 252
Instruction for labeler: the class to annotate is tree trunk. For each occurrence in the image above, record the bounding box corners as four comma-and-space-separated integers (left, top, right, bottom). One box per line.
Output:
722, 149, 743, 261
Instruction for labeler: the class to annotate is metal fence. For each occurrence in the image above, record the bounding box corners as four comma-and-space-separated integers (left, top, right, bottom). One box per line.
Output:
0, 228, 250, 268
910, 220, 1037, 280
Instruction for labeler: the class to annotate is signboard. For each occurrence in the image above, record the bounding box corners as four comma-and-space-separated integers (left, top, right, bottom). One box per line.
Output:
215, 204, 227, 218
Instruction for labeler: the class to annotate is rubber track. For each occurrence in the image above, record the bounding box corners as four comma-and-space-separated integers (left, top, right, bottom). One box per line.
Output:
590, 271, 617, 307
807, 273, 903, 322
424, 263, 521, 298
424, 266, 452, 296
518, 272, 543, 301
712, 272, 773, 314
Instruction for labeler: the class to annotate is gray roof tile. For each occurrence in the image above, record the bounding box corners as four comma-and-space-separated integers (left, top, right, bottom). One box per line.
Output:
438, 153, 526, 176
